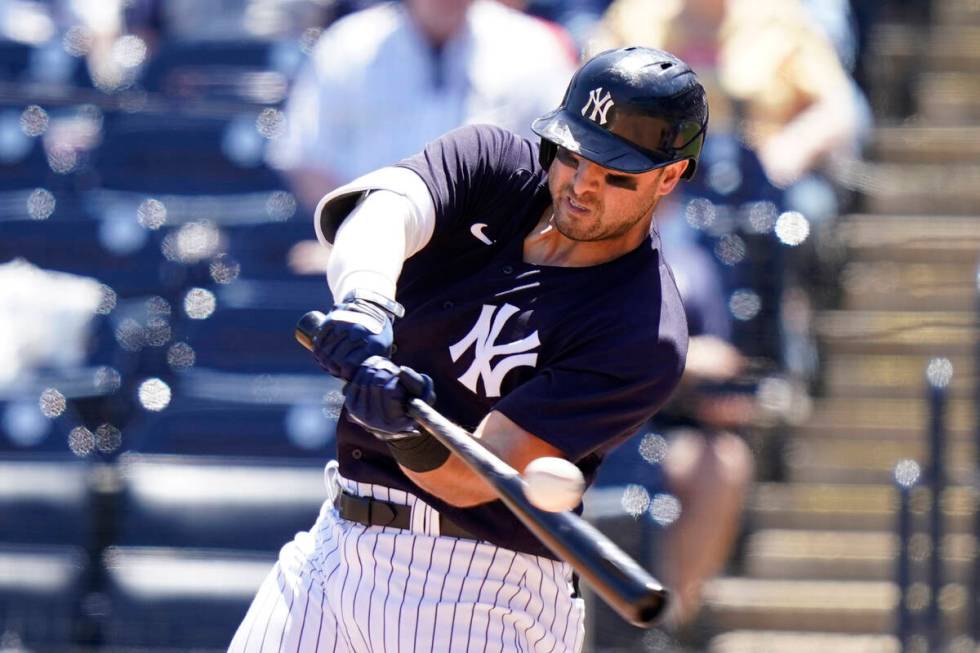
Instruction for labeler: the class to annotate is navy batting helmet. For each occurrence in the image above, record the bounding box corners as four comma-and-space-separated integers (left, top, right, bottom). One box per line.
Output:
532, 47, 708, 180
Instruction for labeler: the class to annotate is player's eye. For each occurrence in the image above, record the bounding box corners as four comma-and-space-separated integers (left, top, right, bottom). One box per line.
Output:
555, 146, 579, 167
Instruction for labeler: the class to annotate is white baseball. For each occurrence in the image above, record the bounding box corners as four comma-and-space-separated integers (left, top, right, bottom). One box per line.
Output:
522, 457, 585, 512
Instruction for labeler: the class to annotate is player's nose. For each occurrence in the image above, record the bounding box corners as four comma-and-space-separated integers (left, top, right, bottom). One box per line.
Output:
570, 160, 603, 194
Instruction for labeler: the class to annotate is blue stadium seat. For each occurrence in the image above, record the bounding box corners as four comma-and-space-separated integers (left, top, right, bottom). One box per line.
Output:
116, 454, 324, 551
124, 389, 339, 459
102, 547, 272, 648
95, 111, 283, 195
0, 457, 91, 546
0, 544, 88, 647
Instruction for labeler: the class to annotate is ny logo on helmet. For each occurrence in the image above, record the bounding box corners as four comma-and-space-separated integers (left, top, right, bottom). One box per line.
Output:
449, 303, 539, 398
581, 87, 614, 125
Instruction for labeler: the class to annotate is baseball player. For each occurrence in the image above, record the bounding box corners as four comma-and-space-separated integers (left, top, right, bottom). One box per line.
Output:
229, 47, 708, 652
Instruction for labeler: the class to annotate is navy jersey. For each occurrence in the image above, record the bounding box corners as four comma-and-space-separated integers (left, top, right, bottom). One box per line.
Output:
322, 125, 688, 558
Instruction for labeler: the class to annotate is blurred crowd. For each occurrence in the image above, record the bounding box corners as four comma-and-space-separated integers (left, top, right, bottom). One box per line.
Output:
0, 0, 889, 649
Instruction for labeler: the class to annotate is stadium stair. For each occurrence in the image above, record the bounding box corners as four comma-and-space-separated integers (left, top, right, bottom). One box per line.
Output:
704, 0, 980, 649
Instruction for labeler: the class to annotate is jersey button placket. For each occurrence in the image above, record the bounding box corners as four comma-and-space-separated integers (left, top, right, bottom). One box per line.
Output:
351, 449, 363, 460
502, 265, 514, 275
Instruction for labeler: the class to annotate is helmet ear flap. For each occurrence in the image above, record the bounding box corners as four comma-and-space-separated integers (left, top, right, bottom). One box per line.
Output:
538, 139, 557, 170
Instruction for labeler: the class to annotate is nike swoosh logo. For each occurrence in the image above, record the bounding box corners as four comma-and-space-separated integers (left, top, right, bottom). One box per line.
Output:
470, 223, 493, 245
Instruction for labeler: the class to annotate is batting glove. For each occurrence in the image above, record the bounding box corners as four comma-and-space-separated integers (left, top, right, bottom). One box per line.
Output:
313, 289, 404, 381
345, 356, 436, 440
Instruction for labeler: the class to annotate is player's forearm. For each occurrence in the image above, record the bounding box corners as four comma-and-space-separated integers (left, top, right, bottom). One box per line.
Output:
403, 455, 499, 507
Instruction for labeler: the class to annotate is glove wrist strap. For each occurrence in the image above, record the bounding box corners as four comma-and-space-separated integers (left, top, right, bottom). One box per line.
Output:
345, 289, 405, 320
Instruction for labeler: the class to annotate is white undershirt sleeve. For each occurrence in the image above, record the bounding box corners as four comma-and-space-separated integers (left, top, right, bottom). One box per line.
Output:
319, 167, 436, 301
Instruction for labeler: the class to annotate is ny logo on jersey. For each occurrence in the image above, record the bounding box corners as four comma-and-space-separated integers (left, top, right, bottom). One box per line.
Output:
581, 87, 614, 125
449, 303, 540, 398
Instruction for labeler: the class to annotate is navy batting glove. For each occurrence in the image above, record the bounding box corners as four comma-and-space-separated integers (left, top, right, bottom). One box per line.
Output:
313, 290, 404, 381
345, 356, 436, 440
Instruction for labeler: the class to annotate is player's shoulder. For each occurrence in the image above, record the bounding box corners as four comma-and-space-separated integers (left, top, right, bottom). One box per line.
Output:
468, 0, 577, 66
310, 2, 403, 70
430, 123, 542, 177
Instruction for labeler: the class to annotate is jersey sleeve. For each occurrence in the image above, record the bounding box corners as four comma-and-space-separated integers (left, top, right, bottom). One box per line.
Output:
395, 124, 542, 234
493, 328, 687, 462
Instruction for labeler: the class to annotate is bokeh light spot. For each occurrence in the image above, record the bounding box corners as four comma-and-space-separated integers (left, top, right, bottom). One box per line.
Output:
184, 288, 216, 320
138, 378, 172, 411
69, 426, 96, 457
95, 424, 122, 454
256, 108, 286, 139
744, 201, 778, 234
926, 358, 953, 388
27, 188, 55, 220
286, 404, 333, 449
96, 285, 117, 315
621, 484, 651, 518
638, 432, 668, 465
63, 25, 93, 57
729, 289, 762, 321
144, 317, 172, 347
115, 319, 146, 352
300, 27, 322, 54
167, 342, 196, 370
322, 390, 345, 419
94, 367, 122, 394
39, 388, 66, 418
650, 493, 682, 526
894, 459, 921, 488
20, 105, 48, 136
266, 191, 296, 221
112, 35, 148, 69
209, 254, 241, 284
714, 234, 746, 266
46, 145, 78, 174
775, 211, 810, 246
684, 198, 715, 230
137, 198, 167, 230
145, 296, 171, 316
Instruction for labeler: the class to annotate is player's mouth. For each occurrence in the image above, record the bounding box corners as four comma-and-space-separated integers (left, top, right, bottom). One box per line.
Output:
563, 196, 593, 217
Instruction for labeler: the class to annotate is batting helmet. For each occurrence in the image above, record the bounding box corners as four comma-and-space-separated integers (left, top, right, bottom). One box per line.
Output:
532, 47, 708, 179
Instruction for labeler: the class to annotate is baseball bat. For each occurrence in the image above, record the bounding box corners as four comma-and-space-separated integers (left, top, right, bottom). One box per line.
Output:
296, 310, 669, 628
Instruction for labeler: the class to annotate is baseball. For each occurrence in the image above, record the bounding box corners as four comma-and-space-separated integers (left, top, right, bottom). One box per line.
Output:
522, 457, 585, 512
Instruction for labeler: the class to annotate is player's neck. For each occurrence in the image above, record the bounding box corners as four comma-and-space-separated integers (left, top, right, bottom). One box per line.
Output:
522, 206, 650, 268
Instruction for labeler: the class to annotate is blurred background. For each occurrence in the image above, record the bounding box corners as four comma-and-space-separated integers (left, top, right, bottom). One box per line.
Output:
0, 0, 977, 651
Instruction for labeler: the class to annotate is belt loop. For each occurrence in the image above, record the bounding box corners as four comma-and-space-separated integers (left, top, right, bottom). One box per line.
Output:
370, 500, 397, 527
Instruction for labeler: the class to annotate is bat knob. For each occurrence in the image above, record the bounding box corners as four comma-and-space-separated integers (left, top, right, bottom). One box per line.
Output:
295, 310, 328, 351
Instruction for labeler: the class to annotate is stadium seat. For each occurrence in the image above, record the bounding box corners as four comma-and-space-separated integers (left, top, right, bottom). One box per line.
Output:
123, 390, 339, 459
0, 544, 89, 647
115, 454, 324, 551
0, 457, 91, 546
102, 547, 272, 648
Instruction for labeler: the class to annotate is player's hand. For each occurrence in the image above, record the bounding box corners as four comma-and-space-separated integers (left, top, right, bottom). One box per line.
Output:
313, 290, 402, 381
345, 356, 436, 440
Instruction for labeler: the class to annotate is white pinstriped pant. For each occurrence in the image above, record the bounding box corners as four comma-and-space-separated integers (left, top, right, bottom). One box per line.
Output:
228, 461, 585, 652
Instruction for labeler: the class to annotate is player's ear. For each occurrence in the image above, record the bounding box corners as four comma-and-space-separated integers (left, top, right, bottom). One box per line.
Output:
654, 160, 689, 197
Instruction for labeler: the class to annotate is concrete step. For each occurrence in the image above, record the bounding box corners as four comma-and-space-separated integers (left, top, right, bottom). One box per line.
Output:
816, 310, 977, 356
918, 72, 980, 123
749, 483, 974, 533
936, 0, 980, 26
744, 529, 975, 581
873, 125, 980, 164
798, 396, 975, 440
702, 577, 967, 634
784, 437, 974, 485
708, 630, 898, 653
873, 23, 980, 73
822, 354, 975, 399
838, 214, 980, 261
701, 578, 900, 633
842, 160, 980, 215
840, 260, 979, 311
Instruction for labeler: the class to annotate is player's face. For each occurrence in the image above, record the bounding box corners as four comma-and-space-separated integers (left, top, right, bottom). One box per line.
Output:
547, 147, 686, 244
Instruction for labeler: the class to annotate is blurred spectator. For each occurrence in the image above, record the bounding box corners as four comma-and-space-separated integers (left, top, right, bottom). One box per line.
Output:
268, 0, 577, 218
590, 0, 867, 199
593, 221, 756, 631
